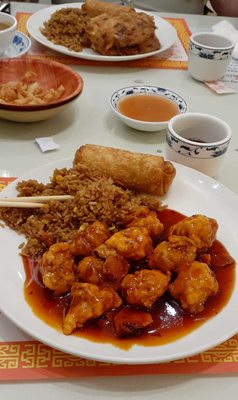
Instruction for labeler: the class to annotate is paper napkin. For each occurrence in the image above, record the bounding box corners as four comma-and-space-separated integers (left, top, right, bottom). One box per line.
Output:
212, 20, 238, 59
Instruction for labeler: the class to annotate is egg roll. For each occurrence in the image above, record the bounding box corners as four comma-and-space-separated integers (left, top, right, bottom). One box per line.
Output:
73, 144, 176, 196
81, 0, 135, 17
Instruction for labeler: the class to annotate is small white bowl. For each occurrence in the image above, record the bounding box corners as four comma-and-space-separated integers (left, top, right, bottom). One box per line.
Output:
110, 86, 187, 132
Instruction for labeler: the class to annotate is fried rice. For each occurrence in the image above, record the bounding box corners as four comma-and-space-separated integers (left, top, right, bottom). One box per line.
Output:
40, 8, 89, 52
0, 163, 164, 259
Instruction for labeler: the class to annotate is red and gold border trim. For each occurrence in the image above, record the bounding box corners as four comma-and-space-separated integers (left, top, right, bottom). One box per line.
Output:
0, 177, 16, 190
1, 336, 238, 381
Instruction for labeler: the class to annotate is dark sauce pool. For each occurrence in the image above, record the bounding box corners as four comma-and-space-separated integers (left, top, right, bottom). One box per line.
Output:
23, 209, 235, 350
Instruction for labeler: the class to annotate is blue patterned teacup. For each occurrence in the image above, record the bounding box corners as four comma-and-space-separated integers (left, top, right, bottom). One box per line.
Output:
165, 112, 232, 177
188, 32, 234, 82
0, 12, 17, 55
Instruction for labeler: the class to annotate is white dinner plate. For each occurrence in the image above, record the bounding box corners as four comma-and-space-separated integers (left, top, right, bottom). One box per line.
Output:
26, 3, 178, 62
0, 159, 238, 364
0, 31, 31, 59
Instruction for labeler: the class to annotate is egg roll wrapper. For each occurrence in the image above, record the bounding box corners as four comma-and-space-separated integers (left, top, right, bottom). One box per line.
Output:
74, 144, 176, 196
82, 0, 134, 17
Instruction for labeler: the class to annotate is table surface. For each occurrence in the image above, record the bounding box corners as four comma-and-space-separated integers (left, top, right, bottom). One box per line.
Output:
1, 2, 238, 399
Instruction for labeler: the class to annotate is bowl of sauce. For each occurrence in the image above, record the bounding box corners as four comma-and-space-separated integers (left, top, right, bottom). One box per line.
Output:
110, 86, 187, 132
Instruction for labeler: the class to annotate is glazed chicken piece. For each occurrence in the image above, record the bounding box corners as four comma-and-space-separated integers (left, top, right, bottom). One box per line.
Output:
76, 254, 129, 290
69, 220, 110, 256
76, 256, 104, 285
102, 254, 130, 289
101, 226, 153, 260
126, 208, 163, 240
95, 243, 117, 259
198, 253, 211, 266
169, 261, 219, 314
114, 308, 153, 337
121, 269, 171, 309
147, 235, 197, 272
40, 242, 75, 294
63, 282, 122, 335
169, 214, 218, 252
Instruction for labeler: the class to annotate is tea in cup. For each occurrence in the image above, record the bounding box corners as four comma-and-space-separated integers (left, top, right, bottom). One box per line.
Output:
165, 112, 232, 177
188, 32, 234, 82
0, 12, 17, 55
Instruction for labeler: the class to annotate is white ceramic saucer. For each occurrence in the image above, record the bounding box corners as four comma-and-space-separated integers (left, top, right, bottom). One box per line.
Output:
1, 31, 31, 58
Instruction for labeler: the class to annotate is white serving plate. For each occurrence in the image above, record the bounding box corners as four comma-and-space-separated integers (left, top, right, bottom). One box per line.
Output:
26, 3, 177, 62
0, 159, 238, 364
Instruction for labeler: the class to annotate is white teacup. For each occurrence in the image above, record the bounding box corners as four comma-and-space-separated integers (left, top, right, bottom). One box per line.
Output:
188, 32, 234, 82
0, 12, 17, 55
165, 112, 232, 177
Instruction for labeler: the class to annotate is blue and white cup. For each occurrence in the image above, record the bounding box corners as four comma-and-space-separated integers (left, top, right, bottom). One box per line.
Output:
0, 12, 17, 55
188, 32, 234, 82
165, 113, 232, 177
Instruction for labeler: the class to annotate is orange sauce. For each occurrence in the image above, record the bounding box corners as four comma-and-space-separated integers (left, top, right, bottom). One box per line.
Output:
117, 94, 180, 122
23, 209, 235, 350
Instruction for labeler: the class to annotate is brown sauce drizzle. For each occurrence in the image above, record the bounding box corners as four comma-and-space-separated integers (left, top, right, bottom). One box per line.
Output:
23, 209, 235, 350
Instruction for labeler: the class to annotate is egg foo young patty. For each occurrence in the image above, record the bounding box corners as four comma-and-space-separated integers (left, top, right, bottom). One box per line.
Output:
0, 164, 164, 259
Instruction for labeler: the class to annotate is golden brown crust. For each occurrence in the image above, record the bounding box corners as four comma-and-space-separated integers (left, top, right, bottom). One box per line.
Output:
73, 144, 176, 196
85, 11, 160, 56
81, 0, 135, 17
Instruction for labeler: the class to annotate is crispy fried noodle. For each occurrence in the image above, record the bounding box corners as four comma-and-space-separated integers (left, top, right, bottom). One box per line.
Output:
0, 71, 65, 106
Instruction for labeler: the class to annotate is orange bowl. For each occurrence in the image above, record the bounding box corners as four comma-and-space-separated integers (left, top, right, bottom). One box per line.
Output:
0, 96, 80, 122
0, 58, 84, 111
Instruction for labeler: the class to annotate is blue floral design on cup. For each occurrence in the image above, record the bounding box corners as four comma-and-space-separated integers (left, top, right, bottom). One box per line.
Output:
166, 130, 230, 159
189, 41, 233, 61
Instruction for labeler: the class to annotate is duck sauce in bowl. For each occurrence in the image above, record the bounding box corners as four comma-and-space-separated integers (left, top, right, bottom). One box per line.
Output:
117, 93, 180, 122
110, 86, 187, 132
